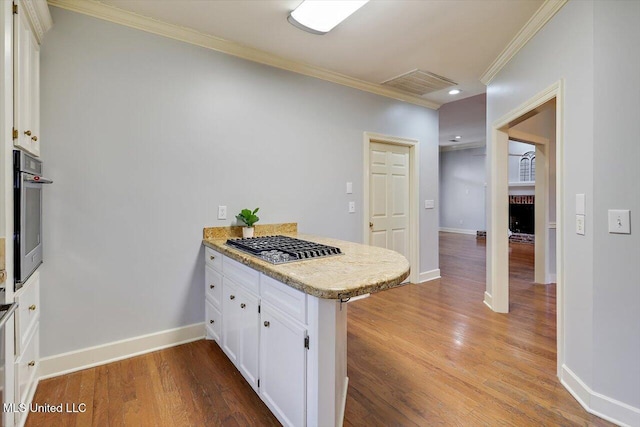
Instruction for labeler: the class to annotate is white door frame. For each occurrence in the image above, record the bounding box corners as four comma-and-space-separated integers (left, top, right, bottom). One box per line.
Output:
363, 132, 420, 284
486, 80, 564, 375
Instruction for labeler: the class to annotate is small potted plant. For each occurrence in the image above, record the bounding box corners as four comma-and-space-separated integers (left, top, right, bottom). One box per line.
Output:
236, 207, 260, 238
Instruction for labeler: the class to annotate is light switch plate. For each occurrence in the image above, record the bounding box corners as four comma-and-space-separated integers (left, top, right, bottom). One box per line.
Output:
425, 200, 435, 209
348, 201, 355, 213
576, 214, 585, 235
346, 182, 353, 194
218, 205, 227, 220
608, 209, 631, 234
576, 194, 585, 215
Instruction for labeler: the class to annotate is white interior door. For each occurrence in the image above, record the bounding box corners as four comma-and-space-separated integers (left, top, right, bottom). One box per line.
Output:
369, 142, 410, 259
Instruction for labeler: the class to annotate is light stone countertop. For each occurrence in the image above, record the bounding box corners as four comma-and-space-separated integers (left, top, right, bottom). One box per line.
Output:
202, 234, 410, 299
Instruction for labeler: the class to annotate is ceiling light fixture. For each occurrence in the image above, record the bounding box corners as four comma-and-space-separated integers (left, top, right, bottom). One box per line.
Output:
455, 135, 462, 139
288, 0, 369, 35
448, 89, 461, 95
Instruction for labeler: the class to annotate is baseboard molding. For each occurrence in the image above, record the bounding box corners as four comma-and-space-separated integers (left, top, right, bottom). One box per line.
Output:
561, 364, 640, 427
483, 291, 493, 310
439, 227, 477, 235
546, 273, 557, 284
418, 269, 441, 283
39, 323, 205, 380
338, 376, 349, 427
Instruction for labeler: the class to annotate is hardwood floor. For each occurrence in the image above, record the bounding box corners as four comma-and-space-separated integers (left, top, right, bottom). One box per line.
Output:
26, 232, 610, 426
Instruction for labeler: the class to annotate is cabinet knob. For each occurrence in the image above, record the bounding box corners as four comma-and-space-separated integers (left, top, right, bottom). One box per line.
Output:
264, 321, 270, 327
369, 221, 373, 228
28, 361, 35, 367
24, 130, 31, 136
240, 303, 246, 309
210, 255, 215, 260
209, 284, 215, 289
32, 136, 38, 142
230, 295, 235, 300
29, 304, 36, 311
209, 319, 214, 324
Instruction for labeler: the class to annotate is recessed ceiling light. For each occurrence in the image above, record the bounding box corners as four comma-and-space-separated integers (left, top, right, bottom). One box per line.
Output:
448, 89, 461, 95
288, 0, 369, 35
455, 135, 462, 139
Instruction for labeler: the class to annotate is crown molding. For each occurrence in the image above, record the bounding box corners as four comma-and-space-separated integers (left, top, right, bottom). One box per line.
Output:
21, 0, 53, 43
47, 0, 441, 110
480, 0, 568, 86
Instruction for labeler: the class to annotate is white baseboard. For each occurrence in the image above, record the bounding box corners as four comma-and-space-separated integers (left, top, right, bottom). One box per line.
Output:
546, 273, 557, 284
561, 364, 640, 427
338, 376, 349, 427
483, 291, 493, 310
439, 227, 477, 235
418, 269, 441, 283
39, 323, 205, 380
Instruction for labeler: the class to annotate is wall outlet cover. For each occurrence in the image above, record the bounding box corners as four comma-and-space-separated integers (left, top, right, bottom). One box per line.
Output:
218, 205, 227, 220
424, 200, 435, 209
576, 214, 585, 235
348, 201, 355, 213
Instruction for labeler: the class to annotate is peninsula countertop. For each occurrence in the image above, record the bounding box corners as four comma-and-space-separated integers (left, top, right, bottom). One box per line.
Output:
202, 234, 410, 299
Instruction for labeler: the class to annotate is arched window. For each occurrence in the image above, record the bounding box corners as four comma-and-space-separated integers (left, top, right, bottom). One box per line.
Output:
519, 151, 535, 182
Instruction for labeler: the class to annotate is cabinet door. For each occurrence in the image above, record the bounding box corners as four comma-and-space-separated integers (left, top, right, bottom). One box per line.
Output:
221, 279, 240, 363
260, 302, 307, 427
13, 7, 40, 156
237, 287, 260, 392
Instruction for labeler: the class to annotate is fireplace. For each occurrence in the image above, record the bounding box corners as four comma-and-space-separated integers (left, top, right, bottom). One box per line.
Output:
509, 195, 534, 234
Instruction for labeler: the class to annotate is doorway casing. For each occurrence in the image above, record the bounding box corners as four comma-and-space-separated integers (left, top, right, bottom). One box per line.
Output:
486, 80, 564, 375
362, 132, 420, 284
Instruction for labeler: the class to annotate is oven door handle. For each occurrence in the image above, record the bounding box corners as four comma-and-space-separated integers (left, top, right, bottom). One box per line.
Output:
23, 173, 53, 184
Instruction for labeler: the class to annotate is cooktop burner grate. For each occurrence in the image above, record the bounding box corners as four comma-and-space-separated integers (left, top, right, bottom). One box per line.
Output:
226, 235, 342, 264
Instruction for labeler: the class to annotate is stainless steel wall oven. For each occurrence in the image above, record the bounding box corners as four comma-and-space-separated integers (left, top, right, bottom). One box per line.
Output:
13, 150, 52, 290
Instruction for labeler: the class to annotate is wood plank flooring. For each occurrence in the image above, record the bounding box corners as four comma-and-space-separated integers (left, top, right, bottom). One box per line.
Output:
26, 232, 610, 426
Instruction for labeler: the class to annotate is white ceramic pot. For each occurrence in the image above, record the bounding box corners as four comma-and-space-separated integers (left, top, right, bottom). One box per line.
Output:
242, 227, 254, 238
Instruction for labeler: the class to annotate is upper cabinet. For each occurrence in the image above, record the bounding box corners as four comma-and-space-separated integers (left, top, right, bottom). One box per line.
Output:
13, 0, 52, 157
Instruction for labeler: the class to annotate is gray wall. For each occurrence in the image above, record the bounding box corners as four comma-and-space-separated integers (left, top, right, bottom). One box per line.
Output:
439, 147, 486, 231
592, 0, 640, 408
40, 8, 439, 357
487, 0, 639, 414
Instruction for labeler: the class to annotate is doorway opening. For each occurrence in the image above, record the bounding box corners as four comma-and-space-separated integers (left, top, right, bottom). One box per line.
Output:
486, 81, 564, 375
362, 132, 419, 284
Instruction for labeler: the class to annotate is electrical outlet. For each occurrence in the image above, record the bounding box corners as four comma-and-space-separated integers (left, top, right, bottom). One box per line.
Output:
608, 209, 631, 234
218, 205, 227, 220
576, 214, 585, 235
348, 201, 355, 213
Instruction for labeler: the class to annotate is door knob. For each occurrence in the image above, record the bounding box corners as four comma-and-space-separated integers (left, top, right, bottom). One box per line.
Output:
32, 136, 38, 141
240, 303, 246, 309
24, 130, 31, 136
264, 321, 270, 327
369, 222, 373, 228
230, 295, 235, 300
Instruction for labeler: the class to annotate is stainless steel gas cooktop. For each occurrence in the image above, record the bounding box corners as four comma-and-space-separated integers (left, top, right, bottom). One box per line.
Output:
226, 235, 342, 264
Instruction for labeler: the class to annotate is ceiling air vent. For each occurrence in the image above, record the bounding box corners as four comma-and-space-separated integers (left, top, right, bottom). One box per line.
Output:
381, 69, 457, 96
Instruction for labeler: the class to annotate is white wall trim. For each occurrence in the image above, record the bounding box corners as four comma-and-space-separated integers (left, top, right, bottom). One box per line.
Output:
21, 0, 53, 44
439, 227, 477, 235
483, 291, 493, 310
47, 0, 440, 110
439, 142, 486, 152
38, 323, 205, 380
480, 0, 568, 85
561, 365, 640, 427
363, 132, 421, 285
418, 269, 441, 283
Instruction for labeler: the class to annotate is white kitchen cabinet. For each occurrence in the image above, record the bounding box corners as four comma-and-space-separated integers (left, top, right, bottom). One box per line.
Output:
13, 0, 50, 157
14, 270, 41, 427
221, 277, 260, 392
260, 301, 307, 427
204, 247, 348, 427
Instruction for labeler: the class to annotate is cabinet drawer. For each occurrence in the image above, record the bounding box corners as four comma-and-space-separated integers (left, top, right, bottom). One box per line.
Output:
205, 265, 223, 309
15, 271, 40, 354
16, 324, 39, 404
205, 247, 223, 272
205, 300, 222, 343
261, 275, 307, 325
223, 256, 259, 295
